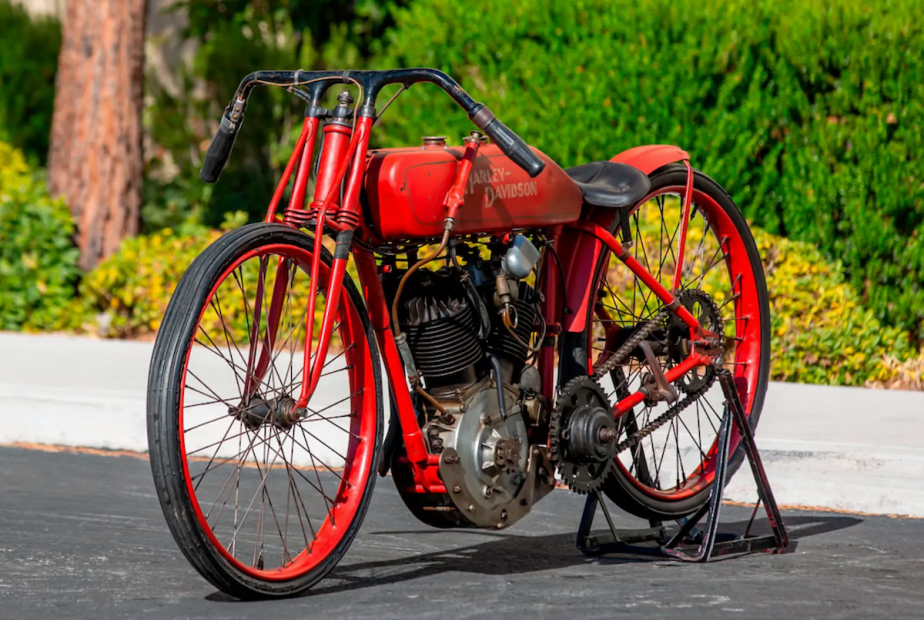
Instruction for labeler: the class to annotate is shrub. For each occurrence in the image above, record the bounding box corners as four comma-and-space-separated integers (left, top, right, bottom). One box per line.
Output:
0, 142, 80, 331
598, 195, 916, 386
755, 228, 917, 386
77, 216, 339, 343
0, 1, 61, 164
374, 0, 924, 338
76, 221, 222, 337
77, 207, 916, 387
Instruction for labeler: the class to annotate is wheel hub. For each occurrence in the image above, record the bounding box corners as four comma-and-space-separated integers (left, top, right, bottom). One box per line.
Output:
564, 405, 616, 463
233, 395, 299, 430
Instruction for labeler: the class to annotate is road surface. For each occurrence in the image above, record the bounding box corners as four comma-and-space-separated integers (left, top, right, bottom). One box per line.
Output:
1, 445, 922, 619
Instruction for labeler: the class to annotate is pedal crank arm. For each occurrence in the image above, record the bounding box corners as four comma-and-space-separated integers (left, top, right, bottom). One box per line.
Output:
637, 341, 678, 404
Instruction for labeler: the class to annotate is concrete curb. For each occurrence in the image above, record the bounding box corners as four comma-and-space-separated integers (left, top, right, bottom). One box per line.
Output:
723, 381, 924, 515
2, 332, 923, 516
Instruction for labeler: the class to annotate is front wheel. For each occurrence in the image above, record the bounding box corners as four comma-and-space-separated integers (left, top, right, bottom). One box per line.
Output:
565, 165, 771, 521
147, 223, 382, 598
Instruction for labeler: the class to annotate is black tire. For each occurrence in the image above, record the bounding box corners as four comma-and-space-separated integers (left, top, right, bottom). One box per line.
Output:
564, 165, 771, 521
147, 223, 383, 598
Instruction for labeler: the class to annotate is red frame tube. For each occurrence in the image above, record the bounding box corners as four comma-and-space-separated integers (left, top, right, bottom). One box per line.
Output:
299, 253, 350, 403
671, 159, 694, 292
353, 250, 429, 464
242, 255, 269, 397
538, 227, 563, 402
569, 221, 700, 331
264, 117, 317, 223
613, 354, 710, 416
247, 256, 293, 392
339, 117, 374, 224
285, 119, 321, 216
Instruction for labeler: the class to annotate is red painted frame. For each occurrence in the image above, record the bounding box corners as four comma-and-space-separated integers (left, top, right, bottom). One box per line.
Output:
244, 108, 703, 485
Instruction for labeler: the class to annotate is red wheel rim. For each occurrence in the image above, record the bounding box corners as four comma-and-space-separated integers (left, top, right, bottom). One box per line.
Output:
591, 186, 764, 501
177, 243, 376, 580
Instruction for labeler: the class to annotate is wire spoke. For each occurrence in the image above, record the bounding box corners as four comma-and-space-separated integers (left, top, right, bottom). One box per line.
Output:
276, 428, 317, 549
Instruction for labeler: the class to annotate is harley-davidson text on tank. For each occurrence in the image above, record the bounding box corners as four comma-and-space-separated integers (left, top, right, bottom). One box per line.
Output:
465, 165, 539, 208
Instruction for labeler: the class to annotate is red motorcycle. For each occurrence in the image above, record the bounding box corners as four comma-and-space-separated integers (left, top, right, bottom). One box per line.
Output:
147, 68, 770, 598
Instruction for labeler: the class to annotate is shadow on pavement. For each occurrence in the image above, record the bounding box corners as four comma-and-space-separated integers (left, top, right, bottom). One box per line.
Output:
206, 514, 860, 602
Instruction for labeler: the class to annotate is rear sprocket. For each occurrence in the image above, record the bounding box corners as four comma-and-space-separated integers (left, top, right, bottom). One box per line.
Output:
668, 288, 724, 393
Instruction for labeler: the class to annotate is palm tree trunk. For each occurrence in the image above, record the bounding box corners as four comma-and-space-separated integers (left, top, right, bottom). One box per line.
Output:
48, 0, 148, 271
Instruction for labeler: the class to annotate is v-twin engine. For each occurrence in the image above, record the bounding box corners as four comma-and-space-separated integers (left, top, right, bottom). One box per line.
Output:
391, 238, 555, 529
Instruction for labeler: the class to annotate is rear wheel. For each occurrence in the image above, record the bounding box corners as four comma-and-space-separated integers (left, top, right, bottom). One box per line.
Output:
566, 165, 770, 521
148, 223, 382, 598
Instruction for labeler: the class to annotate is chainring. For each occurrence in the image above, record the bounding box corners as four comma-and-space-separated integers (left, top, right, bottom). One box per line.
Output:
549, 376, 616, 494
668, 288, 724, 393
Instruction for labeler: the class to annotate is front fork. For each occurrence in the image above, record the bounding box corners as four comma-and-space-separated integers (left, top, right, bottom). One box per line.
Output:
242, 109, 373, 411
240, 123, 479, 478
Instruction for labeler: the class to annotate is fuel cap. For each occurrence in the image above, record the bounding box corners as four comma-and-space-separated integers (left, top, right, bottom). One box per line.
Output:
421, 136, 447, 148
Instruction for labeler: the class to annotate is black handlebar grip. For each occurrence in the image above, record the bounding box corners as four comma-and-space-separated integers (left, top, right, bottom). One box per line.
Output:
199, 117, 239, 184
482, 118, 546, 178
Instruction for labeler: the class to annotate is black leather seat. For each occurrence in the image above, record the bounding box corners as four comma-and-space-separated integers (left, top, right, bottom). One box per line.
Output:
565, 161, 651, 208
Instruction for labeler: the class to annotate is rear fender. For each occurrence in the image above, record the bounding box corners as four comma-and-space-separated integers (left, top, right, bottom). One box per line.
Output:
560, 145, 689, 334
609, 144, 690, 175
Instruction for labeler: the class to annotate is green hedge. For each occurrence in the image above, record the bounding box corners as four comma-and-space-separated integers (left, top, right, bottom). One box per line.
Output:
754, 228, 916, 386
74, 221, 221, 336
76, 218, 337, 343
0, 0, 61, 165
0, 142, 80, 330
374, 0, 924, 337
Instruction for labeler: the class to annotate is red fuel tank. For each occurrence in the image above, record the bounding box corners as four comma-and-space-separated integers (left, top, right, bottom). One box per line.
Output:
363, 143, 584, 241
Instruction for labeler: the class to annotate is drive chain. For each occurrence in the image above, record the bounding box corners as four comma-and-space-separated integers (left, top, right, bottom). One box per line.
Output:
592, 308, 671, 380
613, 384, 709, 455
589, 305, 710, 457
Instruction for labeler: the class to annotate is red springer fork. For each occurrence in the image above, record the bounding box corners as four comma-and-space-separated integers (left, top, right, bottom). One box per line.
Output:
241, 118, 320, 399
297, 116, 373, 408
242, 112, 373, 409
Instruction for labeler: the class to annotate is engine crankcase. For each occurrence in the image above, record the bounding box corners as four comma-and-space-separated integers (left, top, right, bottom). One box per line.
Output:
428, 377, 554, 529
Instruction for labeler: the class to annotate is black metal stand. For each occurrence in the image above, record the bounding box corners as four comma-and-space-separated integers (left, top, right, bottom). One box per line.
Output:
576, 369, 790, 562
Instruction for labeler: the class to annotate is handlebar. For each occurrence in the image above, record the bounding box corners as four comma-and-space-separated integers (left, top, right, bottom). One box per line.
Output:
200, 115, 238, 183
199, 68, 545, 183
480, 118, 545, 178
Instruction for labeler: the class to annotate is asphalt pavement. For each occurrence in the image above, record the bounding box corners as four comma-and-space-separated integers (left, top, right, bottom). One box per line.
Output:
1, 445, 923, 620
